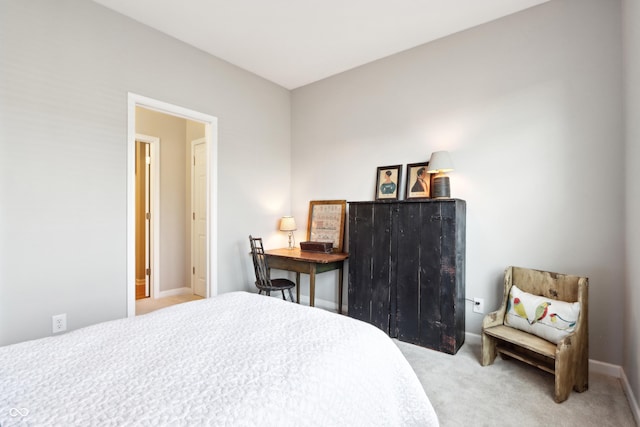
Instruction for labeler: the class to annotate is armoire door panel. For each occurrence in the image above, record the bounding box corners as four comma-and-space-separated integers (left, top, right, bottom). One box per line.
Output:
348, 199, 466, 354
396, 202, 422, 341
347, 204, 374, 323
370, 204, 393, 332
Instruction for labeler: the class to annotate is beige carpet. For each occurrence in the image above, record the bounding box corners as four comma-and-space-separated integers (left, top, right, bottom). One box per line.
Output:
396, 338, 637, 427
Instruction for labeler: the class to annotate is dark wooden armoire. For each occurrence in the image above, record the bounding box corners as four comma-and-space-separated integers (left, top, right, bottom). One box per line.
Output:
347, 199, 466, 354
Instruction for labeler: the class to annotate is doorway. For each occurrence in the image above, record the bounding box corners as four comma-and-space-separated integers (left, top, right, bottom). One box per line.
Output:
127, 93, 218, 318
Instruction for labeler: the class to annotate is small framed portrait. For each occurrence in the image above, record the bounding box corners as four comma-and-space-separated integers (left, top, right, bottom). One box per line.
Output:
375, 164, 402, 201
405, 161, 431, 199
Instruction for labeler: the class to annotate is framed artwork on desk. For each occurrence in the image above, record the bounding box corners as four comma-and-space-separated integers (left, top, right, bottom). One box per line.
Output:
306, 200, 346, 253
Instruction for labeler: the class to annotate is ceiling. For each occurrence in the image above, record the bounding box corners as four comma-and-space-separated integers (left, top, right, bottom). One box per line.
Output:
92, 0, 550, 90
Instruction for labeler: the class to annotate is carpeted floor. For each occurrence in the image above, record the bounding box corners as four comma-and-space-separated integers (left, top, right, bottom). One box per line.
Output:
396, 338, 637, 427
135, 293, 203, 315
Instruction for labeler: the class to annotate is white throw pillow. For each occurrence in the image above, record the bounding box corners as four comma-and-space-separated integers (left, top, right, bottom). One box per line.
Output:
505, 284, 581, 344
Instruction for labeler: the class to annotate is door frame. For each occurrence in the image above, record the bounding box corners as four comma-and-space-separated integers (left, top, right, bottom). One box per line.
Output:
127, 93, 218, 317
135, 134, 160, 300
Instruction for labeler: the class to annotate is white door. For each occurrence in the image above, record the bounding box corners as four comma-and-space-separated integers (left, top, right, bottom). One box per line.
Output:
192, 139, 207, 297
143, 142, 151, 296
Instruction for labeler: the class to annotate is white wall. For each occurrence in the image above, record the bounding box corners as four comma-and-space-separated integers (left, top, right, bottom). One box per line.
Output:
0, 0, 291, 345
623, 0, 640, 409
291, 0, 625, 365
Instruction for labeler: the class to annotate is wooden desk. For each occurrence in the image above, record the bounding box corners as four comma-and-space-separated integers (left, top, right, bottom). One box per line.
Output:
265, 248, 349, 314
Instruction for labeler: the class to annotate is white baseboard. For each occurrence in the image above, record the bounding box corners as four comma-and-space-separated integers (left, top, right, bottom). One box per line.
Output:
589, 358, 623, 377
157, 287, 192, 298
465, 332, 482, 345
297, 295, 345, 313
621, 368, 640, 426
590, 360, 639, 424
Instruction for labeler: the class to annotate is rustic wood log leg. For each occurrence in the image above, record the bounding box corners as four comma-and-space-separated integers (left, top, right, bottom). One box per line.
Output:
481, 333, 498, 366
574, 354, 589, 393
573, 337, 589, 393
554, 347, 573, 403
296, 272, 300, 304
309, 268, 316, 307
338, 265, 344, 314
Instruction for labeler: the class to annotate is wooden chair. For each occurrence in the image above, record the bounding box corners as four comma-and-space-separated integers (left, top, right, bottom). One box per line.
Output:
249, 235, 296, 302
481, 266, 589, 403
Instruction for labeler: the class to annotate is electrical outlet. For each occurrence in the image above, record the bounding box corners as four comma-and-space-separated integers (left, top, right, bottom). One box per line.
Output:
473, 298, 484, 314
52, 314, 67, 333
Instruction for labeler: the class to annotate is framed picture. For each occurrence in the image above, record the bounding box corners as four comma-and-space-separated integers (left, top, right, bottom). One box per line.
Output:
375, 165, 402, 201
405, 161, 431, 199
306, 200, 346, 253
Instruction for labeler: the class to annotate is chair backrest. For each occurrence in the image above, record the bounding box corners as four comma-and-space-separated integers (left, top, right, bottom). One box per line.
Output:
506, 266, 586, 304
249, 235, 271, 289
500, 266, 589, 328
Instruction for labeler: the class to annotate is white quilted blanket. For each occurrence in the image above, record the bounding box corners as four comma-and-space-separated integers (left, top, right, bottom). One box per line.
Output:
0, 292, 438, 426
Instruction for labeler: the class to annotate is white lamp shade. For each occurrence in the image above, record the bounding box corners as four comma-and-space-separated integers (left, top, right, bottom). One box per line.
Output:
427, 151, 454, 173
279, 216, 297, 231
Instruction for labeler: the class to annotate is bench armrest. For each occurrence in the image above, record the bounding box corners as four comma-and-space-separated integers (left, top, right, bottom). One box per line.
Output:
482, 309, 504, 329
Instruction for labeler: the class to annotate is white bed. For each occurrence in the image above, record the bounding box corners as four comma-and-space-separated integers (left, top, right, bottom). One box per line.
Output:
0, 292, 438, 426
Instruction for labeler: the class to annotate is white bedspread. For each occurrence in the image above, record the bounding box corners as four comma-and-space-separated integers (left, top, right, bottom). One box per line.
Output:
0, 292, 438, 426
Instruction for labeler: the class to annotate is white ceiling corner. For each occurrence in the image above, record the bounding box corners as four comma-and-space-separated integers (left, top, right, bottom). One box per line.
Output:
92, 0, 550, 89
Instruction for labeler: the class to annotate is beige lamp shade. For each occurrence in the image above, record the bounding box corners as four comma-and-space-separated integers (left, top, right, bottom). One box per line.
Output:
279, 216, 297, 231
280, 216, 297, 249
427, 151, 454, 173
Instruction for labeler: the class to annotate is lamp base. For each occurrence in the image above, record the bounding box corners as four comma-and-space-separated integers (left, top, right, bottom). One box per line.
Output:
431, 176, 451, 199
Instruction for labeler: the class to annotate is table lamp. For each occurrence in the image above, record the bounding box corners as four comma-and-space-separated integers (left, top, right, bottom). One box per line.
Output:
427, 151, 454, 198
279, 216, 297, 249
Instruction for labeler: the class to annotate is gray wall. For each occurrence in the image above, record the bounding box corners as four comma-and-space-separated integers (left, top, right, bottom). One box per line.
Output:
0, 0, 291, 345
291, 0, 625, 366
623, 0, 640, 408
0, 0, 636, 403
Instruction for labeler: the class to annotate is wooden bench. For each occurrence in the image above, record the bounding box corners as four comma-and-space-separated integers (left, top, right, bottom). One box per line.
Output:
481, 266, 589, 403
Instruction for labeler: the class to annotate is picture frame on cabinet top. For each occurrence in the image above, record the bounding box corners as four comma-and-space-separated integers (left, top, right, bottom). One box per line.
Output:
375, 164, 402, 201
405, 161, 432, 200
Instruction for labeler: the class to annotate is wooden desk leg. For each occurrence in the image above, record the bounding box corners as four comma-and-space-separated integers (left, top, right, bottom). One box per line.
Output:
309, 266, 316, 307
296, 272, 300, 304
338, 265, 344, 314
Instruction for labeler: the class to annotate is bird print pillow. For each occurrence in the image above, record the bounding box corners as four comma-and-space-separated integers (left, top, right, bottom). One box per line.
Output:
505, 284, 581, 344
